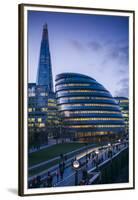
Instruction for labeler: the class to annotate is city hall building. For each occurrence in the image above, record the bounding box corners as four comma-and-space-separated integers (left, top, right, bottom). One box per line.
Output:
55, 73, 125, 143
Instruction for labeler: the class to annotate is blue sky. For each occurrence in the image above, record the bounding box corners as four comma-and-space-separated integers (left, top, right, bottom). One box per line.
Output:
28, 10, 129, 97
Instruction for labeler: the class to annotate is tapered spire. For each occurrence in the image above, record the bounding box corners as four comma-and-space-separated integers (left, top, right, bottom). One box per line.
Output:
36, 23, 53, 92
42, 23, 48, 40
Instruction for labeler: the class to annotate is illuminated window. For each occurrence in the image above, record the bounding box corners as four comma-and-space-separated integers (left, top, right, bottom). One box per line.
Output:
64, 117, 123, 121
28, 124, 34, 127
28, 93, 35, 97
119, 100, 128, 103
77, 131, 113, 137
48, 99, 55, 103
61, 110, 121, 116
28, 118, 35, 122
40, 92, 48, 96
57, 83, 90, 87
58, 103, 118, 109
41, 108, 47, 112
65, 125, 125, 128
48, 103, 56, 107
58, 90, 108, 94
28, 108, 32, 112
58, 96, 112, 101
39, 123, 45, 127
38, 118, 42, 122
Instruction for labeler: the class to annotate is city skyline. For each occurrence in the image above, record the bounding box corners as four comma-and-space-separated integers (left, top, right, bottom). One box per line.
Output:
28, 10, 129, 97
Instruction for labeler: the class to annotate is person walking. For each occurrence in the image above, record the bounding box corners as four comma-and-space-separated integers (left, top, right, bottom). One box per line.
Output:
59, 163, 64, 180
56, 169, 60, 182
46, 172, 53, 187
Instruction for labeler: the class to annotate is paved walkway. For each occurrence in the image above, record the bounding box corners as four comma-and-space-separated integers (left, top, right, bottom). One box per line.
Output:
54, 143, 128, 187
28, 142, 128, 188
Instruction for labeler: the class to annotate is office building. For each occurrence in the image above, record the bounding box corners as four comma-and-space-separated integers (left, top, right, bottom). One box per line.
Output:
55, 73, 125, 143
115, 97, 129, 135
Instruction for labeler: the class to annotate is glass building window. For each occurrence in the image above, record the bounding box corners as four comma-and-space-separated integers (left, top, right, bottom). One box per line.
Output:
64, 117, 123, 121
38, 118, 42, 122
65, 125, 125, 128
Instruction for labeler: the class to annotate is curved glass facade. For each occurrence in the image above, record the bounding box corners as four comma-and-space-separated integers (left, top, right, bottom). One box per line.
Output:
55, 73, 125, 142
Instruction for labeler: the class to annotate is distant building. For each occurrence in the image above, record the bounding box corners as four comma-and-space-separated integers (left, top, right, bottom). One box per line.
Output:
114, 97, 129, 134
55, 73, 125, 143
28, 84, 49, 147
28, 24, 58, 148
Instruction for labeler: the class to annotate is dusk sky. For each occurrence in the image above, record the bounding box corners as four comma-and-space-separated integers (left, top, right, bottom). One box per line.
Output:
28, 10, 129, 97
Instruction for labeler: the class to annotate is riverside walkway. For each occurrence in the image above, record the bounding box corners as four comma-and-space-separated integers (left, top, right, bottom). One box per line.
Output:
28, 141, 128, 188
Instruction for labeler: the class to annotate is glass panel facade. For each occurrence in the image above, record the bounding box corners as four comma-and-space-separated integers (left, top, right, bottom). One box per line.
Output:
55, 73, 125, 141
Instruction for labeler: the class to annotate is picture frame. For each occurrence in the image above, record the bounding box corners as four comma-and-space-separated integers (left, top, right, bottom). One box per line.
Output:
18, 3, 135, 196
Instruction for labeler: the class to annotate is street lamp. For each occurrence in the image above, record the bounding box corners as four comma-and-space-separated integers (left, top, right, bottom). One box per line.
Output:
108, 143, 111, 147
95, 150, 99, 169
118, 139, 121, 143
118, 139, 121, 151
107, 143, 113, 158
72, 160, 80, 186
95, 150, 99, 155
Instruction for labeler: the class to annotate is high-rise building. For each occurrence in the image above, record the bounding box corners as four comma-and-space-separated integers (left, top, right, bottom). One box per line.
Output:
55, 73, 125, 143
28, 24, 57, 149
36, 24, 53, 92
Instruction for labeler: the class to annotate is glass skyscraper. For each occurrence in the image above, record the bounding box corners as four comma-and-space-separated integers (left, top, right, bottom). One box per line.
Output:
36, 24, 53, 92
28, 24, 57, 149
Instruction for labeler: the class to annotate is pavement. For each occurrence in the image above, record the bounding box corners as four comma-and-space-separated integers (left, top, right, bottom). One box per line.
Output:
28, 141, 128, 188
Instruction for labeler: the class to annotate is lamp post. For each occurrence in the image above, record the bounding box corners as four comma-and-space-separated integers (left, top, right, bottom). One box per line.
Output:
108, 143, 113, 158
95, 150, 99, 169
72, 160, 80, 186
108, 143, 111, 148
118, 139, 121, 151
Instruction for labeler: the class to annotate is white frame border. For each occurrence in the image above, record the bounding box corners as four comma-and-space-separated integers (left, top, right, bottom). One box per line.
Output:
22, 4, 134, 195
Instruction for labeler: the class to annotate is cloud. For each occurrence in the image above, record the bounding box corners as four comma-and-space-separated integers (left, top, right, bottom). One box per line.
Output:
115, 77, 129, 97
115, 87, 128, 97
109, 45, 128, 65
87, 41, 102, 51
70, 40, 85, 52
70, 40, 103, 53
102, 39, 128, 68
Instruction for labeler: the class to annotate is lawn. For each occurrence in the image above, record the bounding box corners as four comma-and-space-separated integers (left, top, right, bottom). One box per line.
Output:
29, 143, 87, 167
29, 159, 59, 176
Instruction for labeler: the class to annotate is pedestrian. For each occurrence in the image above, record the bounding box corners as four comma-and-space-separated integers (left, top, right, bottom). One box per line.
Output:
56, 169, 60, 182
86, 158, 89, 168
59, 163, 64, 180
60, 167, 64, 180
62, 161, 65, 170
93, 157, 96, 167
46, 172, 53, 187
82, 168, 88, 181
36, 175, 41, 187
64, 155, 67, 161
91, 158, 93, 167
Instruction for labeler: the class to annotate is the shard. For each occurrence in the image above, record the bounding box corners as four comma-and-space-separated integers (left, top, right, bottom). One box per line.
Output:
36, 24, 53, 92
